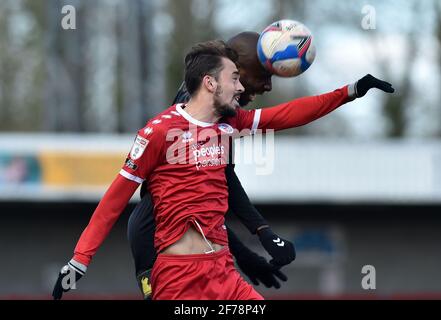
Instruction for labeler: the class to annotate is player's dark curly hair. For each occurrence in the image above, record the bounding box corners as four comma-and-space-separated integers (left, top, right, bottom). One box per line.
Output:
184, 40, 239, 96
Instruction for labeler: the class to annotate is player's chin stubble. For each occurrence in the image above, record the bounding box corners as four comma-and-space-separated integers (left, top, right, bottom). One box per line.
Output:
214, 86, 237, 118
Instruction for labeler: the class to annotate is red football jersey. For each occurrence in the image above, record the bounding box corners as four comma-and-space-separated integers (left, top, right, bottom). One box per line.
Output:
120, 103, 253, 252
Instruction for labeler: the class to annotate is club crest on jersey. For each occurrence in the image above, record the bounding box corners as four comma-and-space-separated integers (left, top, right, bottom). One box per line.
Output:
181, 131, 194, 143
218, 123, 234, 134
130, 135, 149, 160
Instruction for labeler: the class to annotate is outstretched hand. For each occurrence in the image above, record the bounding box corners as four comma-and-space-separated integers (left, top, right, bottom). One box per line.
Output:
52, 262, 84, 300
235, 250, 288, 289
355, 74, 395, 97
257, 227, 296, 266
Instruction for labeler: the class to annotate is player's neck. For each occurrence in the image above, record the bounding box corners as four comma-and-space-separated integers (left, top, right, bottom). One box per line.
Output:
184, 96, 220, 124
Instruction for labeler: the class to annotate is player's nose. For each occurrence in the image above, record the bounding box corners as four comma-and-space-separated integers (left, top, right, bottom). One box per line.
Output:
237, 80, 245, 93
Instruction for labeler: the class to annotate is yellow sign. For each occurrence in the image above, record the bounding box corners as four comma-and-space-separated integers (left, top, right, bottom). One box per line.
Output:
39, 152, 125, 186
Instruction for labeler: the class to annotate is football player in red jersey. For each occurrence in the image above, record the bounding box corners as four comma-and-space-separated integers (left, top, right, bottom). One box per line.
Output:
129, 32, 293, 300
53, 39, 393, 300
53, 32, 297, 300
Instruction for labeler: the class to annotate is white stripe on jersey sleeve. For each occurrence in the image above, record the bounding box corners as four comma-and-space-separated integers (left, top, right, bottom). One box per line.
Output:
347, 83, 357, 98
69, 259, 87, 275
251, 109, 262, 134
119, 169, 144, 184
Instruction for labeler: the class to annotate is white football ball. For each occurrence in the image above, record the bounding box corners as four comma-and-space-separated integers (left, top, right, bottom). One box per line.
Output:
257, 19, 316, 77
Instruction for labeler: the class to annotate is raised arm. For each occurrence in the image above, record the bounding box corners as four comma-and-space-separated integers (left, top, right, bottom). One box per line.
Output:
257, 85, 353, 131
235, 75, 394, 132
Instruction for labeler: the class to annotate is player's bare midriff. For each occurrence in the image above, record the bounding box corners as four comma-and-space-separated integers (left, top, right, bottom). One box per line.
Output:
161, 225, 224, 255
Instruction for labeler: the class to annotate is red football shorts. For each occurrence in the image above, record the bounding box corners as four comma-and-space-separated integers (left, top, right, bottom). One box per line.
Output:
151, 247, 264, 300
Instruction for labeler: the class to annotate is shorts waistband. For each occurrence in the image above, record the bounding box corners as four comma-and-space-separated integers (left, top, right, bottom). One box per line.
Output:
156, 247, 229, 262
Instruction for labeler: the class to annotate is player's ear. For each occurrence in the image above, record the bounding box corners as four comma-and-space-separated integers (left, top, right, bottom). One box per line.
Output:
203, 75, 216, 93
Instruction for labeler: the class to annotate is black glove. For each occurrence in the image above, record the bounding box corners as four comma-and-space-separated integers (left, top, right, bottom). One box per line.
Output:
258, 227, 296, 266
52, 261, 85, 300
355, 74, 395, 97
136, 269, 153, 300
235, 247, 288, 289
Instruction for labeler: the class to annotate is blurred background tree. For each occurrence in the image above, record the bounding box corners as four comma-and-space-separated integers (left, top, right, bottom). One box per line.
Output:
435, 0, 441, 137
0, 0, 440, 137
